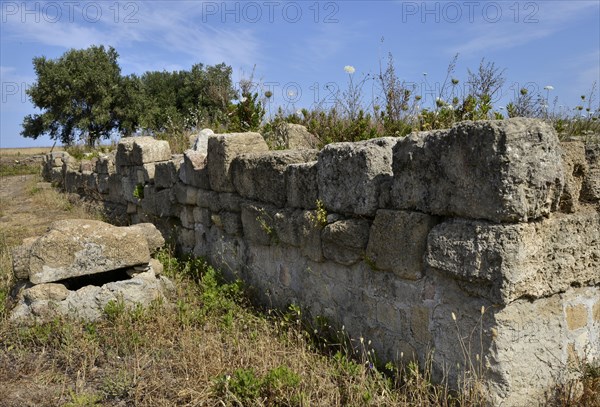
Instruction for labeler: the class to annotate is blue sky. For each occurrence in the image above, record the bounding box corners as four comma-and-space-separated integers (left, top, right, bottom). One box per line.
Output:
1, 0, 599, 148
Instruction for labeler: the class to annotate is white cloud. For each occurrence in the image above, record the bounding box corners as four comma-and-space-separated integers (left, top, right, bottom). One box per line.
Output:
450, 1, 598, 55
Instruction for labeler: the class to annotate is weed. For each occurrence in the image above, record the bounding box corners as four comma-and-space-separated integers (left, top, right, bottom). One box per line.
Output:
307, 199, 328, 229
133, 183, 144, 200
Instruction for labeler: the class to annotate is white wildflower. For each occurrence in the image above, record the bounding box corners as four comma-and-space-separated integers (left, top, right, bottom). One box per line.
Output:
344, 65, 355, 74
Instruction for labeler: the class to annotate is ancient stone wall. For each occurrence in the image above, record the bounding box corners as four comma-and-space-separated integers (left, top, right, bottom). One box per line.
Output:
42, 119, 600, 406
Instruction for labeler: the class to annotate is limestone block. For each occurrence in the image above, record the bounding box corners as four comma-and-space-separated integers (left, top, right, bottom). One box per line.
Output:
190, 128, 214, 153
219, 192, 244, 212
272, 208, 305, 247
116, 136, 171, 167
121, 176, 141, 204
180, 206, 196, 229
155, 159, 181, 189
197, 189, 220, 211
179, 149, 210, 189
23, 283, 70, 302
299, 211, 324, 262
193, 207, 212, 225
97, 174, 109, 194
366, 210, 439, 280
127, 202, 138, 215
95, 153, 115, 174
25, 219, 152, 284
12, 237, 37, 280
391, 118, 565, 222
176, 227, 196, 253
207, 132, 269, 192
286, 161, 318, 209
221, 211, 243, 236
232, 149, 318, 207
322, 218, 371, 266
425, 210, 600, 304
107, 174, 125, 204
559, 141, 587, 212
126, 223, 165, 254
240, 202, 277, 246
79, 160, 93, 173
173, 183, 198, 205
565, 304, 587, 330
318, 138, 397, 216
140, 186, 176, 217
581, 142, 600, 202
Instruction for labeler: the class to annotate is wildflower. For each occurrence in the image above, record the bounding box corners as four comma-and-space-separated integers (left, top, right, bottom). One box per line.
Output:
451, 312, 457, 321
481, 305, 485, 315
544, 85, 554, 91
360, 337, 364, 344
344, 65, 355, 74
240, 96, 247, 103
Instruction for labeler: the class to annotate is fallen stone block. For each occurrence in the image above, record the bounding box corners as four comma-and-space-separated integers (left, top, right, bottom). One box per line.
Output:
17, 219, 162, 284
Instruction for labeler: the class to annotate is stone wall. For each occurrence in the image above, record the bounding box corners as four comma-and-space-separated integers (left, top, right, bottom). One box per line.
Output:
42, 119, 600, 406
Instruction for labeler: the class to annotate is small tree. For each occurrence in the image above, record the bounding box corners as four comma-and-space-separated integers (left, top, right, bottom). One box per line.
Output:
22, 45, 126, 146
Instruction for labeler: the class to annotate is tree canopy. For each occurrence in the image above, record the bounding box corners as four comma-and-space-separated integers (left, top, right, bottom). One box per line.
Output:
22, 45, 126, 146
22, 45, 237, 146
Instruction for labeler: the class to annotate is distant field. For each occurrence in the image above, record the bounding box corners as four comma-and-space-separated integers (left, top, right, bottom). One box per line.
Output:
0, 146, 64, 156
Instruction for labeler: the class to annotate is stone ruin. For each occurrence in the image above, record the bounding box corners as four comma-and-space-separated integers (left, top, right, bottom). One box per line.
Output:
10, 219, 173, 322
36, 118, 599, 406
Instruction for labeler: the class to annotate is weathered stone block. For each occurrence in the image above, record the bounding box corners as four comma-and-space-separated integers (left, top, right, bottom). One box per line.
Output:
97, 174, 109, 194
197, 189, 220, 212
565, 304, 587, 330
559, 141, 587, 213
107, 174, 125, 204
425, 210, 600, 304
173, 183, 198, 205
240, 202, 277, 246
286, 161, 318, 209
221, 211, 243, 236
25, 219, 152, 284
95, 153, 115, 174
318, 138, 397, 216
155, 159, 180, 189
180, 206, 195, 229
116, 136, 171, 167
232, 149, 318, 207
207, 132, 269, 192
391, 118, 564, 222
581, 142, 600, 202
179, 149, 210, 189
410, 306, 432, 344
12, 237, 37, 280
193, 207, 212, 225
219, 192, 244, 212
190, 128, 214, 153
322, 218, 370, 265
366, 210, 438, 280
